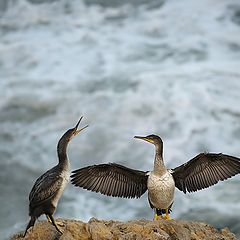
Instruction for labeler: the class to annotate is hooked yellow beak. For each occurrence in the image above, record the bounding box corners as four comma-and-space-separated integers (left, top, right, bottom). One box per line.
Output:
134, 136, 154, 143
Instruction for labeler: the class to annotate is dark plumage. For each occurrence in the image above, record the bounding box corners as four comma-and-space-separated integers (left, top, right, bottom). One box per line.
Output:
71, 163, 148, 198
172, 152, 240, 193
71, 134, 240, 220
24, 117, 88, 237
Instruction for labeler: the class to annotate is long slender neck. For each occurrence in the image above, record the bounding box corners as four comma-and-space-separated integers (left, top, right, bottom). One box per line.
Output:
153, 142, 167, 176
57, 137, 70, 170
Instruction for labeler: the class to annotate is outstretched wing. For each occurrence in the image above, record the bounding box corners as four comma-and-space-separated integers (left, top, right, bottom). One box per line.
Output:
71, 163, 148, 198
172, 153, 240, 194
29, 167, 63, 207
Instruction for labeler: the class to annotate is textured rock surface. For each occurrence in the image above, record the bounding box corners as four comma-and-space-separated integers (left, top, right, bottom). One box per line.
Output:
12, 218, 238, 240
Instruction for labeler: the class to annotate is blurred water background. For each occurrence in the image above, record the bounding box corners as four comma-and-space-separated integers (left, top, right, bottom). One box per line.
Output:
0, 0, 240, 239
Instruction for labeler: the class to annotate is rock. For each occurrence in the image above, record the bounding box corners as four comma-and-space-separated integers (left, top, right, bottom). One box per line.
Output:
11, 218, 238, 240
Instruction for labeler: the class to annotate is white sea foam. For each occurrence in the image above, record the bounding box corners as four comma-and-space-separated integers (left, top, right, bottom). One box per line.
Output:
0, 0, 240, 239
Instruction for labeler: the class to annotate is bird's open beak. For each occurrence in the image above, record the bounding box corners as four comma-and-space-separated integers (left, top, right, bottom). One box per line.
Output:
134, 136, 154, 143
74, 125, 88, 136
74, 117, 89, 136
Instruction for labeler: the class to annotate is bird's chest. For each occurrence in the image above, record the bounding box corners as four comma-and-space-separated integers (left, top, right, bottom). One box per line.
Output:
147, 171, 175, 209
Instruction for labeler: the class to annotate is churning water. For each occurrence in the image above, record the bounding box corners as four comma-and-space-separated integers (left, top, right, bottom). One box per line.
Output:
0, 0, 240, 239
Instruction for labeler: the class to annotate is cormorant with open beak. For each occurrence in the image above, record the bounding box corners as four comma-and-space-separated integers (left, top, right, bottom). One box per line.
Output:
24, 117, 88, 237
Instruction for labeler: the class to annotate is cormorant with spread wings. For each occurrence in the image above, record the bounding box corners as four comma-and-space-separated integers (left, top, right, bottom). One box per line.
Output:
71, 135, 240, 220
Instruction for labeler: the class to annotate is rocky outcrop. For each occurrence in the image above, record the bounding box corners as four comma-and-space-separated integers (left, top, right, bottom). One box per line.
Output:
12, 218, 238, 240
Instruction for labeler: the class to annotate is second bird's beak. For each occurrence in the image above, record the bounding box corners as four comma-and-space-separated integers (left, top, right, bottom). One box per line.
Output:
74, 117, 89, 136
134, 136, 154, 143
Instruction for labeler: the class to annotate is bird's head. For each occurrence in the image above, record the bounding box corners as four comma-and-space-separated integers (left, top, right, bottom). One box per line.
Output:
134, 134, 163, 146
61, 116, 88, 143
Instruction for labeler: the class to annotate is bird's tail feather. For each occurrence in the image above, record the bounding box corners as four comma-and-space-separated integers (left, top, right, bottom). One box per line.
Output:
23, 216, 37, 237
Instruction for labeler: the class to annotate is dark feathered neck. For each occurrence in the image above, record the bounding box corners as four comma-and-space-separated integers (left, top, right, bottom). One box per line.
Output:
57, 136, 70, 169
153, 140, 167, 176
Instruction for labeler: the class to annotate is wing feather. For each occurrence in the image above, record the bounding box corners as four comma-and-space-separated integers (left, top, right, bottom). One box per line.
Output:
172, 153, 240, 193
29, 167, 63, 207
71, 163, 148, 198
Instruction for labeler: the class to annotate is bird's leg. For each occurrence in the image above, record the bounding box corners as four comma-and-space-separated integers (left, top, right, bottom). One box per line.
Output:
47, 214, 64, 234
153, 208, 157, 220
165, 209, 171, 220
154, 208, 157, 220
153, 208, 162, 220
46, 214, 52, 223
161, 209, 171, 220
46, 214, 65, 227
